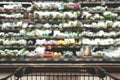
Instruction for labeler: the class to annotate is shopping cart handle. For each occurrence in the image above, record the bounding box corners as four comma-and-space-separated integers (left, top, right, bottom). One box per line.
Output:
88, 67, 120, 80
98, 67, 120, 80
0, 67, 33, 80
0, 73, 14, 80
86, 67, 107, 79
14, 67, 33, 78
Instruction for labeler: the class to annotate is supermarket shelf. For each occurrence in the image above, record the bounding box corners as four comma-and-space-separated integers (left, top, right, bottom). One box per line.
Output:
0, 27, 81, 31
0, 19, 32, 22
82, 36, 120, 39
0, 45, 81, 49
6, 36, 119, 39
79, 1, 101, 4
0, 56, 117, 63
10, 36, 81, 39
0, 57, 118, 63
34, 19, 80, 23
0, 2, 32, 5
0, 57, 120, 68
34, 8, 80, 11
82, 10, 120, 13
0, 10, 32, 13
81, 19, 120, 23
80, 1, 120, 4
0, 27, 120, 32
1, 44, 120, 49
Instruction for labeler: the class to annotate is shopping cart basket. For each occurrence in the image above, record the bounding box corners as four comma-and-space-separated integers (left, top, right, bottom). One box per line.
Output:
0, 67, 119, 80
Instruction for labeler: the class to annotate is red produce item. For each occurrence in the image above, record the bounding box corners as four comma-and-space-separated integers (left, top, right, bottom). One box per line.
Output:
44, 51, 54, 58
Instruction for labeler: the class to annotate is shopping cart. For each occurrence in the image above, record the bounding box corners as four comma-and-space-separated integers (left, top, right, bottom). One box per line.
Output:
0, 66, 119, 80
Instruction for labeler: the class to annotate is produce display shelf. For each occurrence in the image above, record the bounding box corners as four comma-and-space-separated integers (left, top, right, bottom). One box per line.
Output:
34, 19, 80, 22
80, 1, 120, 4
0, 27, 119, 31
0, 57, 119, 63
1, 45, 120, 49
82, 10, 120, 13
1, 36, 81, 39
0, 45, 81, 48
0, 10, 27, 13
81, 19, 120, 23
0, 2, 32, 4
1, 60, 120, 68
0, 19, 32, 22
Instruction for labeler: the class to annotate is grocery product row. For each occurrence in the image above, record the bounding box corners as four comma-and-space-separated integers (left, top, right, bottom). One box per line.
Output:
82, 11, 120, 20
0, 45, 120, 59
0, 3, 32, 12
34, 11, 80, 19
82, 6, 120, 12
33, 2, 80, 10
0, 3, 120, 12
0, 39, 79, 46
1, 12, 120, 20
1, 20, 120, 30
0, 38, 120, 46
0, 2, 120, 20
1, 30, 120, 38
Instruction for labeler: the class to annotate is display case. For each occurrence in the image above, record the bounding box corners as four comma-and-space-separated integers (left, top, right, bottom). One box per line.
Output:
0, 0, 120, 80
0, 0, 120, 63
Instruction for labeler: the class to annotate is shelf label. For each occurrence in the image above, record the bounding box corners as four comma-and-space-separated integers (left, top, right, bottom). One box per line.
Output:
36, 58, 42, 61
43, 58, 47, 61
67, 0, 74, 2
101, 1, 105, 5
11, 58, 16, 61
111, 58, 116, 61
0, 58, 5, 61
98, 58, 103, 61
64, 58, 68, 61
54, 58, 59, 61
75, 58, 80, 61
93, 58, 98, 61
86, 58, 90, 61
25, 58, 30, 61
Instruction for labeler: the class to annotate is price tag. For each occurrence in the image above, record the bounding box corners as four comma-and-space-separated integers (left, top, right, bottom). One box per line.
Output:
79, 3, 81, 9
11, 58, 16, 61
17, 58, 24, 61
111, 58, 116, 61
43, 58, 47, 61
49, 19, 53, 22
64, 58, 68, 61
36, 58, 41, 61
1, 19, 4, 21
86, 58, 90, 61
25, 58, 30, 61
79, 58, 83, 61
58, 46, 62, 48
98, 58, 103, 61
9, 19, 11, 21
32, 58, 36, 61
76, 46, 80, 48
0, 58, 5, 61
67, 0, 74, 2
101, 1, 105, 5
70, 46, 74, 48
3, 10, 6, 13
54, 58, 59, 61
47, 46, 52, 49
75, 58, 80, 61
93, 58, 98, 61
5, 19, 8, 21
